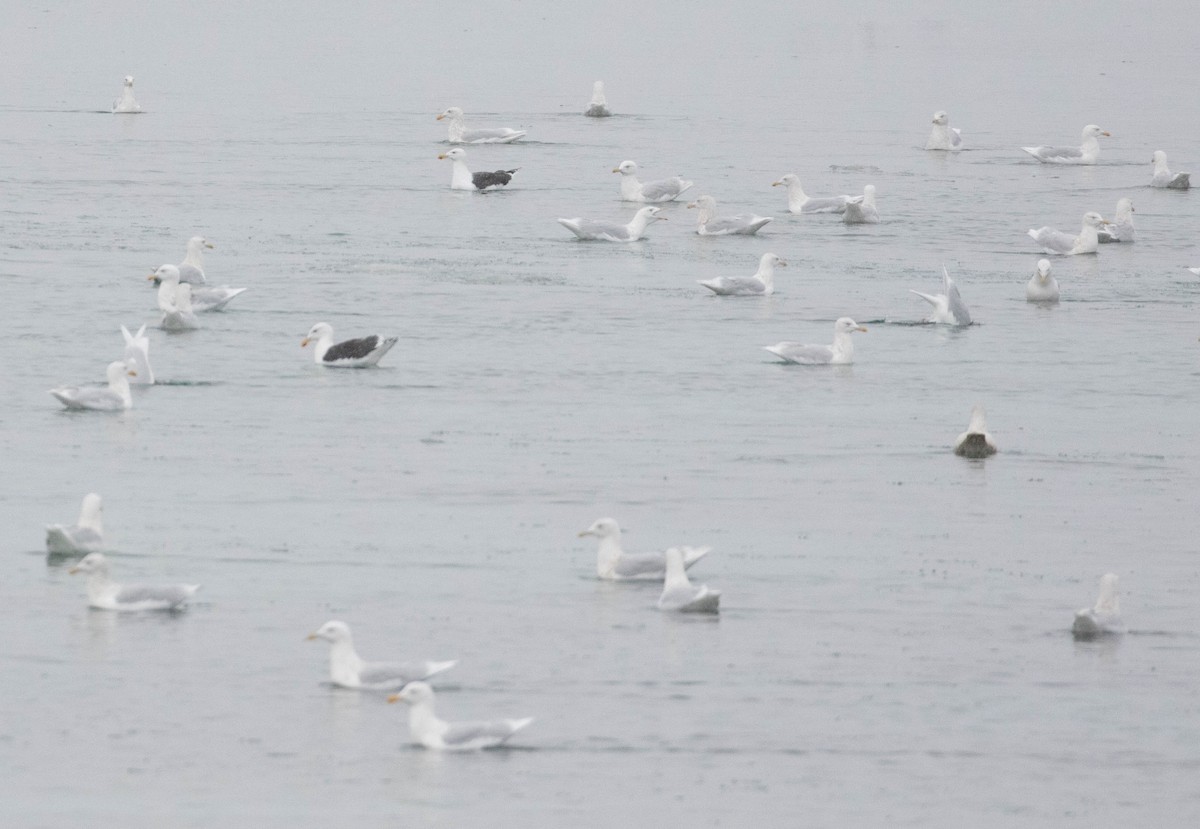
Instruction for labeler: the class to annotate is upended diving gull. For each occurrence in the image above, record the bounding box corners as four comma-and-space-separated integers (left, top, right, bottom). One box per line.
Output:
842, 185, 879, 224
657, 547, 720, 613
120, 324, 154, 384
764, 317, 867, 365
1072, 573, 1126, 638
306, 621, 456, 691
438, 147, 518, 191
584, 81, 612, 117
46, 493, 104, 555
1097, 198, 1135, 243
954, 405, 997, 458
388, 681, 534, 751
436, 107, 526, 144
1150, 150, 1190, 189
50, 361, 136, 411
698, 253, 786, 296
925, 110, 962, 151
687, 195, 772, 235
301, 322, 397, 367
911, 266, 972, 325
1021, 124, 1110, 164
613, 160, 693, 203
1026, 259, 1060, 303
578, 517, 710, 581
112, 75, 141, 113
772, 174, 850, 214
149, 266, 200, 331
557, 206, 666, 242
1028, 212, 1110, 255
69, 552, 199, 611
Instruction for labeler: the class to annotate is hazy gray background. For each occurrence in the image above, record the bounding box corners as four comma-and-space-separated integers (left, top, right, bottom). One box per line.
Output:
2, 1, 1199, 826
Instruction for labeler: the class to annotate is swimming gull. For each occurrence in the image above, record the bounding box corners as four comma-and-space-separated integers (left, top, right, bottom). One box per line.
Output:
771, 174, 850, 214
1097, 198, 1135, 243
150, 266, 201, 330
306, 621, 456, 691
438, 147, 518, 191
925, 111, 962, 151
46, 493, 104, 555
120, 324, 154, 384
842, 185, 879, 224
1021, 125, 1110, 164
557, 206, 666, 242
1150, 150, 1190, 189
584, 81, 612, 117
1026, 259, 1060, 303
1072, 573, 1126, 638
436, 107, 526, 144
698, 253, 786, 296
387, 681, 534, 751
687, 195, 772, 235
613, 160, 693, 203
68, 552, 199, 611
50, 361, 136, 411
1027, 212, 1110, 255
657, 547, 720, 613
764, 317, 866, 365
112, 75, 141, 114
176, 236, 213, 285
578, 518, 710, 581
911, 266, 972, 325
954, 405, 997, 458
302, 322, 397, 367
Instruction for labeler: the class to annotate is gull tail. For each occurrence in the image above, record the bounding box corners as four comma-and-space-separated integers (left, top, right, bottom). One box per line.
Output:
507, 717, 535, 733
1020, 147, 1040, 158
681, 546, 712, 568
120, 324, 134, 345
697, 279, 720, 293
424, 660, 458, 678
909, 290, 939, 307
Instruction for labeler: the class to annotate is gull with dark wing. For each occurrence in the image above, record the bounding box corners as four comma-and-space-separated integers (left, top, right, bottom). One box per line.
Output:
438, 147, 518, 191
301, 322, 397, 368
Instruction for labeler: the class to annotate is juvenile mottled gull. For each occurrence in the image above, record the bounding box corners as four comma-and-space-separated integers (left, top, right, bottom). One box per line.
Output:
438, 147, 518, 191
68, 552, 199, 611
557, 206, 666, 242
584, 81, 611, 117
925, 111, 962, 151
1097, 198, 1135, 244
764, 317, 867, 365
911, 266, 972, 325
1072, 574, 1126, 638
301, 322, 397, 367
842, 185, 879, 224
436, 107, 526, 144
1028, 212, 1110, 255
687, 195, 771, 236
388, 681, 534, 751
112, 75, 140, 113
772, 174, 850, 214
954, 405, 997, 458
657, 547, 720, 613
46, 493, 104, 555
1026, 259, 1060, 303
578, 518, 710, 580
613, 160, 693, 203
699, 253, 786, 296
50, 361, 136, 411
306, 621, 456, 690
1150, 150, 1189, 189
120, 324, 154, 384
1022, 125, 1110, 164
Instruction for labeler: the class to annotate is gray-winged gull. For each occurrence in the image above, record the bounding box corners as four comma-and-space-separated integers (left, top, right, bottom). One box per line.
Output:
578, 517, 710, 580
1028, 212, 1110, 255
699, 253, 786, 296
764, 318, 867, 365
302, 322, 397, 367
911, 266, 972, 325
112, 75, 141, 113
46, 493, 104, 555
613, 160, 693, 203
437, 147, 518, 191
687, 195, 771, 235
557, 206, 666, 241
772, 174, 850, 214
925, 111, 962, 151
68, 552, 199, 611
50, 361, 136, 411
1150, 151, 1190, 189
1097, 198, 1135, 243
436, 107, 525, 144
1072, 573, 1126, 638
1022, 125, 1110, 164
306, 621, 456, 690
657, 547, 720, 613
1026, 259, 1060, 303
842, 185, 879, 224
954, 405, 997, 458
388, 681, 534, 751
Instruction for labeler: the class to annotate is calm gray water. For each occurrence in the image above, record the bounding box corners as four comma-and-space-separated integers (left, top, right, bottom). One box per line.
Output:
3, 2, 1199, 826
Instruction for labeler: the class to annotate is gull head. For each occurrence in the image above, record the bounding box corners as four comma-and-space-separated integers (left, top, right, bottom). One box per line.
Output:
763, 253, 787, 268
438, 147, 466, 162
835, 317, 868, 334
613, 160, 638, 176
932, 111, 949, 125
578, 517, 620, 539
68, 551, 109, 576
436, 107, 463, 121
388, 680, 434, 706
149, 263, 181, 285
123, 76, 134, 86
1114, 198, 1134, 219
771, 174, 797, 188
1036, 258, 1052, 279
686, 195, 716, 210
188, 235, 214, 251
1083, 124, 1111, 139
108, 360, 137, 382
301, 322, 332, 348
306, 620, 351, 644
1152, 150, 1167, 166
637, 206, 666, 223
1082, 211, 1109, 228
